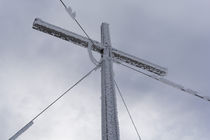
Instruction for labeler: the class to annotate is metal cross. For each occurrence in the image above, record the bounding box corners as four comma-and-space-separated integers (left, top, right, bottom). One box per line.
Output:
32, 18, 167, 140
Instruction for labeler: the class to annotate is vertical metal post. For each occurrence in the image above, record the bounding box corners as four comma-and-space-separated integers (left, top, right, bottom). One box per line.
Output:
101, 23, 120, 140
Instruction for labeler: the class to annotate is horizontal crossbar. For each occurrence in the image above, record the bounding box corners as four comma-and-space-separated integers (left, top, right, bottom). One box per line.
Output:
33, 18, 167, 76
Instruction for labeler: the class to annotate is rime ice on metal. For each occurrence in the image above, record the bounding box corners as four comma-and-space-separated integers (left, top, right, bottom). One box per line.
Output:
101, 23, 120, 140
65, 6, 76, 19
33, 18, 167, 77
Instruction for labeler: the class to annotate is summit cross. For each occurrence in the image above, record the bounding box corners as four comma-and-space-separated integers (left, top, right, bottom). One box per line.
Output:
32, 18, 167, 140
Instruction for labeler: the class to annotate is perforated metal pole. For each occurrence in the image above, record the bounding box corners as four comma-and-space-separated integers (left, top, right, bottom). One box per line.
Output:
101, 23, 120, 140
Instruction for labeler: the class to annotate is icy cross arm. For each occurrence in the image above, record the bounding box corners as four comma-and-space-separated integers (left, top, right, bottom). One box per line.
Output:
33, 18, 167, 76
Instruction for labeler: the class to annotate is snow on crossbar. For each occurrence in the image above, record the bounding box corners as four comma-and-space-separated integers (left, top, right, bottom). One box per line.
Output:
33, 18, 167, 76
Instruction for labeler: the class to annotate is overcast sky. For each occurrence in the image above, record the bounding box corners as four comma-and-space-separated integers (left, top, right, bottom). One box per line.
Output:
0, 0, 210, 140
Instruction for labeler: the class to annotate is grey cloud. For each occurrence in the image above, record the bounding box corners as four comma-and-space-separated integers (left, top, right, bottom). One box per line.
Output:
1, 0, 210, 140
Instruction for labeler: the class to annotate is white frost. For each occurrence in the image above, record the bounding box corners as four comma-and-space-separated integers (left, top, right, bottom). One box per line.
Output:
65, 6, 76, 19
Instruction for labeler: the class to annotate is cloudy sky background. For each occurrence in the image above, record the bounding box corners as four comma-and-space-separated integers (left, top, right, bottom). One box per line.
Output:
0, 0, 210, 140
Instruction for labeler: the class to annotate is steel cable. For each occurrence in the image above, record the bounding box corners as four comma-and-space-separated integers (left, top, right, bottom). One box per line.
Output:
114, 80, 142, 140
116, 61, 210, 102
9, 65, 100, 140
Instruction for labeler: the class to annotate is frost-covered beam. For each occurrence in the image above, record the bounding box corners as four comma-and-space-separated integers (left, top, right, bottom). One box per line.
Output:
33, 18, 103, 53
112, 48, 167, 76
32, 18, 167, 76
